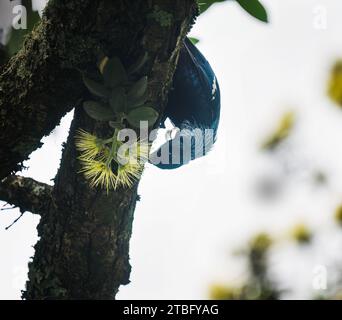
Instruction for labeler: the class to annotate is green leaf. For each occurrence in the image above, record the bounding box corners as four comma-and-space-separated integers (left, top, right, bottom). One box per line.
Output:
189, 37, 200, 45
128, 52, 149, 75
236, 0, 268, 23
127, 91, 148, 110
127, 77, 148, 109
83, 76, 109, 98
126, 106, 159, 128
109, 87, 127, 113
83, 101, 116, 121
103, 57, 128, 88
127, 76, 148, 102
197, 0, 268, 23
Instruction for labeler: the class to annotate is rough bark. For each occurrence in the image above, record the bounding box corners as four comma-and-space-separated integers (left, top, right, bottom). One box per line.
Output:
23, 108, 141, 299
0, 0, 86, 179
0, 0, 199, 299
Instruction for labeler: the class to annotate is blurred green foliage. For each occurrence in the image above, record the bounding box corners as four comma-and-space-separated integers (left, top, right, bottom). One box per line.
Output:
210, 233, 280, 300
328, 60, 342, 107
210, 62, 342, 297
290, 224, 312, 245
210, 210, 342, 300
312, 171, 328, 186
335, 205, 342, 227
262, 111, 295, 151
250, 232, 272, 252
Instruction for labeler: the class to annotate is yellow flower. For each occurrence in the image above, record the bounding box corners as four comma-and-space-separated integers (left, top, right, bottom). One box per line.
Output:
114, 140, 149, 189
75, 129, 106, 160
76, 130, 149, 191
79, 159, 117, 192
115, 162, 144, 189
79, 158, 144, 191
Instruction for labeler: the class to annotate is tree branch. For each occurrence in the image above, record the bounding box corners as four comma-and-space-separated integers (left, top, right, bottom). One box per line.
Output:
0, 175, 52, 215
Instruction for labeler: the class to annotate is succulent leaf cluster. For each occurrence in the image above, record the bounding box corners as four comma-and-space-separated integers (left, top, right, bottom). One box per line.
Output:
76, 55, 156, 192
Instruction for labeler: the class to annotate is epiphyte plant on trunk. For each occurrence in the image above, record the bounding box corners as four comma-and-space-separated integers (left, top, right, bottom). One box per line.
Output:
76, 53, 157, 192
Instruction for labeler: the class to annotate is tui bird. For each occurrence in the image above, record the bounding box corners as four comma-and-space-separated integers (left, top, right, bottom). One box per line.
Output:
149, 37, 221, 169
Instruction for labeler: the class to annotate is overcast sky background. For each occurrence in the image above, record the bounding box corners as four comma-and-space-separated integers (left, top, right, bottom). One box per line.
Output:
2, 0, 342, 299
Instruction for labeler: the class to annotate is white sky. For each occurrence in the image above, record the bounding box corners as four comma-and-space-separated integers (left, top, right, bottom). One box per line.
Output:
2, 0, 342, 300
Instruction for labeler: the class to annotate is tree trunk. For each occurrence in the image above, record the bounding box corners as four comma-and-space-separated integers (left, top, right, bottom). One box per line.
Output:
0, 0, 197, 299
23, 107, 140, 299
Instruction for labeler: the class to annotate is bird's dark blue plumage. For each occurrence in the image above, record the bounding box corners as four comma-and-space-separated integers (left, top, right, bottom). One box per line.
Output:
149, 37, 221, 169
